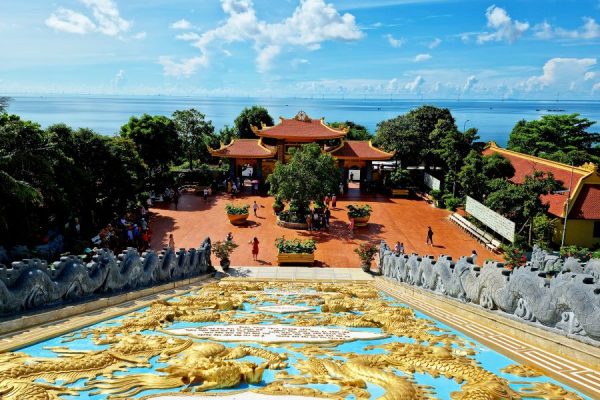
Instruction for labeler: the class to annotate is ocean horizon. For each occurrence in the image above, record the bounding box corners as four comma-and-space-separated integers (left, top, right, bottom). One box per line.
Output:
6, 95, 600, 147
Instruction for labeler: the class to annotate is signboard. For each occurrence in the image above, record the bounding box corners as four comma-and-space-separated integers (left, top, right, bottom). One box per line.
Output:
465, 196, 515, 242
424, 172, 441, 191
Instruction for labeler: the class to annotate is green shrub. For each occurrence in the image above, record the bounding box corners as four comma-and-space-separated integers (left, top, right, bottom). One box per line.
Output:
442, 195, 461, 211
347, 204, 372, 218
225, 203, 250, 215
560, 245, 591, 261
278, 210, 303, 223
429, 189, 443, 200
275, 236, 316, 254
354, 243, 378, 265
212, 240, 238, 260
389, 168, 412, 188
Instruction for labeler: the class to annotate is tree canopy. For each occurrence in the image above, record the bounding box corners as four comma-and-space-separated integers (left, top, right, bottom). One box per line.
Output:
234, 106, 274, 138
329, 121, 372, 141
120, 114, 180, 172
457, 151, 515, 201
507, 114, 600, 165
0, 97, 10, 113
374, 105, 455, 167
267, 143, 339, 215
172, 109, 216, 169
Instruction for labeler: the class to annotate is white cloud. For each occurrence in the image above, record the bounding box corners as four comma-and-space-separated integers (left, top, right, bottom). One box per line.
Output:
585, 72, 596, 81
534, 17, 600, 40
462, 75, 478, 92
171, 19, 193, 30
385, 33, 405, 47
593, 82, 600, 93
132, 31, 146, 40
404, 75, 424, 92
525, 57, 597, 92
163, 0, 363, 76
45, 0, 130, 37
113, 69, 125, 86
414, 53, 432, 62
159, 55, 208, 77
477, 5, 529, 44
428, 37, 441, 48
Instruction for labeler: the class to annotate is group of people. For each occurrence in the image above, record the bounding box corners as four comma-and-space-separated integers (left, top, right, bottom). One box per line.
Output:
95, 205, 152, 253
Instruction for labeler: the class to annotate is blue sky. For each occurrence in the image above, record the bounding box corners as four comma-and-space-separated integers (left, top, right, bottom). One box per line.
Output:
1, 0, 599, 99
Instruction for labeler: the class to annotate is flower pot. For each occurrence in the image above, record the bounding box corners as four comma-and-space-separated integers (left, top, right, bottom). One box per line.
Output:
220, 258, 231, 270
361, 263, 372, 273
277, 252, 314, 266
227, 213, 249, 225
352, 215, 370, 227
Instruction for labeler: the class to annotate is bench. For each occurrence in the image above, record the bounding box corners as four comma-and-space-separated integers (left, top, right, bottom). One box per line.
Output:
391, 189, 410, 197
448, 213, 502, 252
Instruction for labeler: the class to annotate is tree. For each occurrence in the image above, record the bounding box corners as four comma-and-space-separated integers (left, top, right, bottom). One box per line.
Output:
329, 121, 372, 141
457, 151, 515, 201
374, 105, 455, 167
120, 114, 180, 173
172, 109, 215, 169
267, 143, 339, 216
219, 124, 238, 145
234, 106, 274, 138
507, 114, 599, 165
0, 97, 10, 113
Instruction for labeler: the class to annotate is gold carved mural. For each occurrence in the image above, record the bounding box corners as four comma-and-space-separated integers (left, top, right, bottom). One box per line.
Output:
0, 280, 585, 399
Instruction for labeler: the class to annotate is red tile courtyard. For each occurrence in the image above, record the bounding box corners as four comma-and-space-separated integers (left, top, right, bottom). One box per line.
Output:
149, 186, 502, 267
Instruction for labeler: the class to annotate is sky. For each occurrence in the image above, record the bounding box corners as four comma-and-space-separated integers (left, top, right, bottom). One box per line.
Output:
1, 0, 600, 99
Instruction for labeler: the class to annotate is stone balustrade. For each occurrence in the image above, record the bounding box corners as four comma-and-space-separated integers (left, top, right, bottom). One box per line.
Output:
0, 238, 212, 316
379, 241, 600, 343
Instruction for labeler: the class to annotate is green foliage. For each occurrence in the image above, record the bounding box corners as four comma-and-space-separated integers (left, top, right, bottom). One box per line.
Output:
485, 170, 563, 227
347, 204, 372, 218
532, 213, 555, 249
267, 143, 339, 216
374, 105, 455, 167
172, 109, 216, 169
507, 114, 599, 165
389, 168, 412, 188
218, 124, 238, 145
433, 120, 479, 187
212, 240, 238, 260
429, 189, 443, 200
225, 203, 250, 215
457, 151, 515, 201
277, 210, 303, 223
354, 242, 378, 265
442, 195, 461, 211
559, 245, 591, 261
0, 97, 10, 113
329, 121, 372, 141
120, 114, 181, 172
501, 243, 527, 269
592, 249, 600, 259
275, 236, 316, 254
234, 106, 274, 138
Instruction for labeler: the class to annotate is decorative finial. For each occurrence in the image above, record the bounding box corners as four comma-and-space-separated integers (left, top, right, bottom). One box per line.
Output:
580, 162, 598, 173
294, 110, 311, 122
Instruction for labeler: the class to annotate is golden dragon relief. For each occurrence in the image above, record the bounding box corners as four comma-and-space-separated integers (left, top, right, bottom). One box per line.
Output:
0, 280, 585, 400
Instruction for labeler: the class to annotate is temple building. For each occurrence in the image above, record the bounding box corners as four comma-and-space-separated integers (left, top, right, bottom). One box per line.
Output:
210, 111, 394, 190
484, 142, 600, 248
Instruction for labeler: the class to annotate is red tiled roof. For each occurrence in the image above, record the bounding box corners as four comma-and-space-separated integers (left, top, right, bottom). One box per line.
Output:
254, 116, 347, 141
569, 185, 600, 219
329, 141, 394, 160
483, 145, 588, 218
210, 139, 276, 158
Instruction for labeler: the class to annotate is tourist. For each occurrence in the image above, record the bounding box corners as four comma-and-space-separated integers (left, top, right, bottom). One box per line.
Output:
141, 229, 149, 250
399, 242, 404, 254
305, 213, 312, 231
349, 216, 355, 233
331, 194, 337, 208
471, 250, 478, 265
253, 201, 259, 217
339, 183, 344, 196
324, 195, 330, 207
394, 241, 402, 256
168, 233, 175, 250
324, 207, 331, 228
426, 227, 434, 246
349, 172, 354, 182
313, 212, 320, 231
250, 237, 260, 261
203, 187, 209, 202
226, 232, 233, 242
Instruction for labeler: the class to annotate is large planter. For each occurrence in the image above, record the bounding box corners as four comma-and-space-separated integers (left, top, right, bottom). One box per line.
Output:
277, 252, 314, 266
352, 215, 370, 227
276, 216, 308, 230
227, 213, 249, 225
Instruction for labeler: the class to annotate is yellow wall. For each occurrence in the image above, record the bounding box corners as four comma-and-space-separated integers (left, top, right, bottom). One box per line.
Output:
553, 219, 600, 248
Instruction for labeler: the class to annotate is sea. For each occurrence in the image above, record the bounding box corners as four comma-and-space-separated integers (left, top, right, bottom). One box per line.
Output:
6, 95, 600, 146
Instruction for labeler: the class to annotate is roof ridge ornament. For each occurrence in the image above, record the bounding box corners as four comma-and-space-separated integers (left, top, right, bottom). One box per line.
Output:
294, 110, 311, 122
580, 162, 598, 173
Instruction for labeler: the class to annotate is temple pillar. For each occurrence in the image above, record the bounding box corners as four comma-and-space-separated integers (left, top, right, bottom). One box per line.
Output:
256, 159, 263, 181
277, 139, 285, 163
228, 158, 236, 179
365, 161, 373, 193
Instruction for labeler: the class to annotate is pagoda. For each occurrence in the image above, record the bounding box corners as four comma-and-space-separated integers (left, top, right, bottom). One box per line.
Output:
210, 111, 394, 190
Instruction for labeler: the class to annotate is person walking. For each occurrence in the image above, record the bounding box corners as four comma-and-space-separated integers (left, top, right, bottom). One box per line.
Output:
168, 233, 175, 249
324, 207, 331, 228
305, 213, 312, 231
324, 195, 330, 208
250, 237, 260, 261
253, 201, 259, 217
203, 187, 209, 202
470, 249, 478, 265
226, 232, 233, 242
349, 216, 355, 236
426, 226, 434, 246
331, 194, 337, 208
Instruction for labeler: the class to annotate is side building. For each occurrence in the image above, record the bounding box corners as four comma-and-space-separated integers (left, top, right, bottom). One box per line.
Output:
483, 142, 600, 248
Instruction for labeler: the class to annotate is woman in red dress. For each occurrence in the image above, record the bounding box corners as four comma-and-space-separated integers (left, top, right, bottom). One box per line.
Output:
250, 237, 260, 261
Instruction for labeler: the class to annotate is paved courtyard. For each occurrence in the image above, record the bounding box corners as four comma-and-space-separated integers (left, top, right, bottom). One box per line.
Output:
150, 187, 501, 267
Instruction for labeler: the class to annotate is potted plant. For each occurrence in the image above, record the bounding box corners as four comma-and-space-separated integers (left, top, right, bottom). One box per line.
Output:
389, 168, 412, 197
225, 203, 250, 225
275, 236, 316, 265
272, 196, 284, 215
354, 242, 378, 273
347, 204, 372, 227
212, 240, 238, 270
